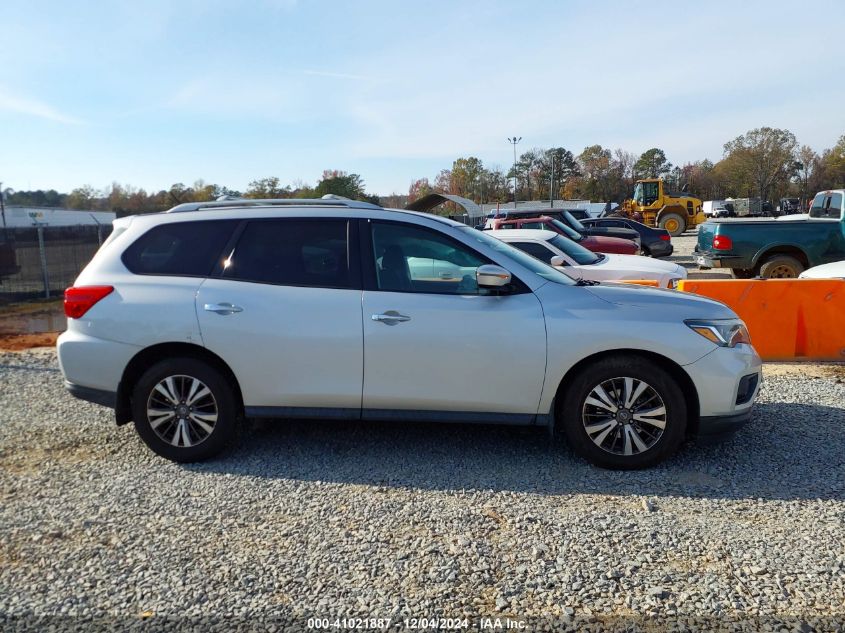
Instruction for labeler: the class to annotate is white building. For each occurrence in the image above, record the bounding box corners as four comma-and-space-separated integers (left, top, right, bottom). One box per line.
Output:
1, 206, 116, 228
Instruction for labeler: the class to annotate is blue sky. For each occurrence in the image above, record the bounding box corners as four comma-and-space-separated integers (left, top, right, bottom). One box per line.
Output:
1, 0, 844, 196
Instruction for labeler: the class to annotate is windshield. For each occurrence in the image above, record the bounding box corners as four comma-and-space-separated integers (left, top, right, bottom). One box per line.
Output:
458, 227, 576, 286
548, 234, 602, 265
549, 219, 582, 240
563, 210, 586, 232
633, 183, 643, 205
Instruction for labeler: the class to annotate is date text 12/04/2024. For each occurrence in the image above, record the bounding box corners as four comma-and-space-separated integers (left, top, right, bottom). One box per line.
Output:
306, 617, 528, 629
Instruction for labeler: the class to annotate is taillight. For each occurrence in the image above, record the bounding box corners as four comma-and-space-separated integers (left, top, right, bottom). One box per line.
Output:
660, 234, 671, 241
713, 235, 733, 250
64, 286, 114, 319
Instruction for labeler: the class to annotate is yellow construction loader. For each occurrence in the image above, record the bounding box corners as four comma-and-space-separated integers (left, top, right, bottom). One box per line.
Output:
620, 178, 706, 236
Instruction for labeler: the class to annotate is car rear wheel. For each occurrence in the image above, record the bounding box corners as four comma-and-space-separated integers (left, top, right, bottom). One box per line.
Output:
658, 213, 686, 237
131, 357, 238, 462
558, 356, 687, 469
759, 255, 803, 278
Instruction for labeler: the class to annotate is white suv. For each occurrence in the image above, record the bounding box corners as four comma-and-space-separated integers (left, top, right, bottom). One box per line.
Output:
58, 198, 762, 469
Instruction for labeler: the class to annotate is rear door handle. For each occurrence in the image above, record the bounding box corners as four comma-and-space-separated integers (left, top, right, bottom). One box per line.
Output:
372, 311, 411, 325
204, 302, 243, 315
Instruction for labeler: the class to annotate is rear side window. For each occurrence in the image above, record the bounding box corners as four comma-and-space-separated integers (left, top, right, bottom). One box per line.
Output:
222, 219, 351, 288
122, 220, 236, 276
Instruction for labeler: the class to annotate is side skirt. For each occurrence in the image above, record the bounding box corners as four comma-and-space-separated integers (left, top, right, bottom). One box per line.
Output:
244, 406, 539, 426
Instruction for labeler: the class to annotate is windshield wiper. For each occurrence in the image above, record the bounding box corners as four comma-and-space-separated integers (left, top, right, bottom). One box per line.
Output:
574, 278, 600, 286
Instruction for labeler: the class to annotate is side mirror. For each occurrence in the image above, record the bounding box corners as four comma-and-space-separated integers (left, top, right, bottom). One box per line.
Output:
476, 264, 512, 288
550, 255, 568, 267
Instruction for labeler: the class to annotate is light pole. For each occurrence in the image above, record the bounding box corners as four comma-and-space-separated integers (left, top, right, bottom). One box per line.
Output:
507, 137, 521, 209
0, 181, 6, 237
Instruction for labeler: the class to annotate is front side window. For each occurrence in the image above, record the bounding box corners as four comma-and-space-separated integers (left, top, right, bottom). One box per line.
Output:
459, 227, 575, 286
122, 220, 237, 276
371, 222, 486, 294
222, 219, 350, 288
642, 182, 660, 205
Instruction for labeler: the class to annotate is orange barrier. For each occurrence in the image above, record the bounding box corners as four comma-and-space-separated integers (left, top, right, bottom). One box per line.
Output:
677, 279, 845, 361
619, 279, 660, 286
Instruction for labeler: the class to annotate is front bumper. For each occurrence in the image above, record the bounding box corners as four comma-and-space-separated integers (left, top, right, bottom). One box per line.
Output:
683, 343, 762, 434
697, 409, 753, 438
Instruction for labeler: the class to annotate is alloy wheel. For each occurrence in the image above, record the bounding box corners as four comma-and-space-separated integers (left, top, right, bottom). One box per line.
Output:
581, 377, 667, 456
146, 375, 218, 448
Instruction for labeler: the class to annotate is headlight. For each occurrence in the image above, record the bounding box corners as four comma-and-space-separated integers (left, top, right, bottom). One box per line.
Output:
685, 319, 751, 347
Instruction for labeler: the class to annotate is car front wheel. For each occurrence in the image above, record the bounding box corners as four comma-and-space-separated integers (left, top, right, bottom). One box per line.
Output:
131, 357, 238, 462
559, 356, 687, 469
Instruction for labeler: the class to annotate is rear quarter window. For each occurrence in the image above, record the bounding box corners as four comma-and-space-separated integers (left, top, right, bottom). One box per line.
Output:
122, 220, 237, 276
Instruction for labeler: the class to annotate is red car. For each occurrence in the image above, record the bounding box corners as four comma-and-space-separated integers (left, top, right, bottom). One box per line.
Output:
486, 216, 640, 255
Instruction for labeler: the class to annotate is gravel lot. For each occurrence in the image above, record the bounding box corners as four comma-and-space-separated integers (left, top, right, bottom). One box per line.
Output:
1, 349, 844, 631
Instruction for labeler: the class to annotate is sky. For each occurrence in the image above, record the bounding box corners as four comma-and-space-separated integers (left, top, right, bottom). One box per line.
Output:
1, 0, 844, 197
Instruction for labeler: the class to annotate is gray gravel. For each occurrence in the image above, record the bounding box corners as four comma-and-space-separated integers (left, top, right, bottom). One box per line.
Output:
1, 349, 844, 631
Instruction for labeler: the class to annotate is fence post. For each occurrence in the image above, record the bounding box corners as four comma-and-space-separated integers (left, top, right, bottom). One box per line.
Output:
36, 224, 50, 299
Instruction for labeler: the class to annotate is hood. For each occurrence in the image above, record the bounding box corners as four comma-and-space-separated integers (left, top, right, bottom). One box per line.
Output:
584, 282, 736, 318
596, 253, 685, 275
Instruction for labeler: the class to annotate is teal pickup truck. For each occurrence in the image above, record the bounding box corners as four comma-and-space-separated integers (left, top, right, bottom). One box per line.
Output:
695, 189, 845, 278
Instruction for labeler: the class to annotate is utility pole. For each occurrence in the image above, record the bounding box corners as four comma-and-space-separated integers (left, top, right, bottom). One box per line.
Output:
507, 137, 521, 210
0, 181, 7, 239
550, 154, 555, 208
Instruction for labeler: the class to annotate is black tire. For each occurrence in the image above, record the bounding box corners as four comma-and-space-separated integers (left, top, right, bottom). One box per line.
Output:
641, 246, 652, 257
557, 356, 687, 469
730, 268, 756, 279
658, 213, 687, 237
758, 255, 803, 279
131, 357, 238, 462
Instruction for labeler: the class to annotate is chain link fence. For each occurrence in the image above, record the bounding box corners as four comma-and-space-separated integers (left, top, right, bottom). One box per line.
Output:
0, 225, 111, 303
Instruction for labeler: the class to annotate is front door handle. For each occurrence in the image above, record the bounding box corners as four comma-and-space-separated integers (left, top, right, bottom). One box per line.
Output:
372, 311, 411, 325
204, 302, 243, 315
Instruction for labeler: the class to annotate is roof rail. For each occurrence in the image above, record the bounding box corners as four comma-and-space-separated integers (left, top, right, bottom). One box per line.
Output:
166, 196, 383, 213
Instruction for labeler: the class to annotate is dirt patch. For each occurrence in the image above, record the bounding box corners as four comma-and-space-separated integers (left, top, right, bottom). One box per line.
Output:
0, 300, 66, 336
764, 363, 845, 379
0, 298, 63, 316
0, 332, 59, 351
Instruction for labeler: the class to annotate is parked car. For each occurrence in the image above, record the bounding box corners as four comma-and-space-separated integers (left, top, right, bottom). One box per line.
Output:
695, 190, 845, 278
556, 210, 642, 246
486, 216, 639, 255
486, 209, 641, 248
581, 217, 673, 258
58, 197, 760, 469
799, 260, 845, 279
488, 229, 687, 288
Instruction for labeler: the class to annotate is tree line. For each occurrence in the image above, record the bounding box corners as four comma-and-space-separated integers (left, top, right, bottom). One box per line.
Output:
3, 127, 844, 216
410, 128, 845, 212
1, 170, 379, 217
